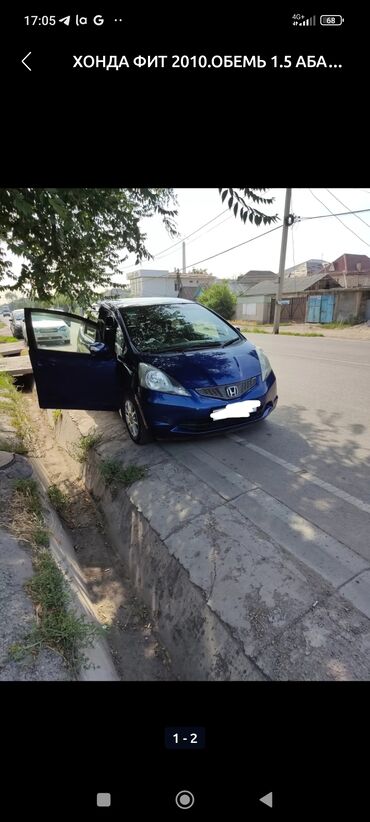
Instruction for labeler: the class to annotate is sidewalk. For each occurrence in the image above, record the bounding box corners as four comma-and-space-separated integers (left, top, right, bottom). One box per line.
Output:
239, 321, 370, 340
45, 401, 370, 681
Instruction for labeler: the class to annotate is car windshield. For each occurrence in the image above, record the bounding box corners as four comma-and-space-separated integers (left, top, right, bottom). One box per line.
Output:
13, 310, 24, 319
119, 303, 240, 353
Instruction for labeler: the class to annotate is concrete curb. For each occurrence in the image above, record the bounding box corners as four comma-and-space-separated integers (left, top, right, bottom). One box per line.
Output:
43, 406, 266, 680
29, 456, 119, 681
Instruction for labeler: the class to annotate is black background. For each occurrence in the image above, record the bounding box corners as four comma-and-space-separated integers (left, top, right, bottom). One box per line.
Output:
2, 682, 368, 817
1, 5, 359, 183
1, 6, 369, 819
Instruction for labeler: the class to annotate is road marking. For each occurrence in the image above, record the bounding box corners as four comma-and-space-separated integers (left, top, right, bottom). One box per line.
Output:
233, 487, 368, 587
229, 434, 370, 514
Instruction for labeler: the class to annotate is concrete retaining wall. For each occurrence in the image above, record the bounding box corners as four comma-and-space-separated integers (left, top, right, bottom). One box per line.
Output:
43, 404, 264, 680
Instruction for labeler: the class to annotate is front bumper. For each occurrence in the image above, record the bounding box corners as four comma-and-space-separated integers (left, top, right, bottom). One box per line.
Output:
140, 372, 278, 438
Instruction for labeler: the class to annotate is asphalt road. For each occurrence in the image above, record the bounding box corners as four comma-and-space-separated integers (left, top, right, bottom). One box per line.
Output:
165, 334, 370, 566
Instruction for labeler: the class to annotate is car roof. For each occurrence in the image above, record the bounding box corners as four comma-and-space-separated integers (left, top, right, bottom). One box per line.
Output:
102, 297, 194, 309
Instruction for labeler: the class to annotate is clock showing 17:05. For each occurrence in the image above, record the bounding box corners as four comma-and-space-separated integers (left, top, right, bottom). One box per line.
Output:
165, 727, 206, 750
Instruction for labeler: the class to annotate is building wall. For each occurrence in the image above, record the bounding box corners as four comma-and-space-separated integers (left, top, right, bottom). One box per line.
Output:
329, 273, 370, 289
140, 277, 176, 297
235, 296, 270, 323
333, 289, 370, 322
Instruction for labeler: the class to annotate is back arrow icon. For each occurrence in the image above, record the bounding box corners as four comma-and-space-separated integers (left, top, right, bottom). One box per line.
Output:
22, 52, 32, 71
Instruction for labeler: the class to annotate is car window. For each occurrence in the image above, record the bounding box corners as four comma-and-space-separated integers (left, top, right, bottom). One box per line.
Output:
27, 311, 97, 354
119, 303, 240, 353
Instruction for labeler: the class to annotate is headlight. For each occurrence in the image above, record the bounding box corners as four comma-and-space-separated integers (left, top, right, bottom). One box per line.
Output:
255, 347, 272, 381
139, 362, 190, 396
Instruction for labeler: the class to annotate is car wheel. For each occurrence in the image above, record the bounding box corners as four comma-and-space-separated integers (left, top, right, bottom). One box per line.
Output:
121, 393, 153, 445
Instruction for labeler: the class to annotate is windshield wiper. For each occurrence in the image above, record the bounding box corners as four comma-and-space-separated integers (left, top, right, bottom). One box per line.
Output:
221, 338, 240, 347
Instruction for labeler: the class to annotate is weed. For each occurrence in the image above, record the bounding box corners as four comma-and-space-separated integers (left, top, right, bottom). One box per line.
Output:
14, 478, 43, 518
52, 409, 63, 423
0, 373, 32, 451
48, 484, 68, 513
73, 432, 102, 462
22, 551, 102, 674
100, 459, 147, 488
319, 319, 360, 329
34, 528, 50, 547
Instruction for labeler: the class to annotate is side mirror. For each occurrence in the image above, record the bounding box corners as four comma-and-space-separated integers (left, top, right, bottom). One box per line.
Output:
89, 342, 110, 357
235, 326, 241, 332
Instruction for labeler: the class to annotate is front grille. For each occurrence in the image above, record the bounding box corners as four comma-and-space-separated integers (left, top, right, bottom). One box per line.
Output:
178, 405, 264, 433
196, 376, 257, 400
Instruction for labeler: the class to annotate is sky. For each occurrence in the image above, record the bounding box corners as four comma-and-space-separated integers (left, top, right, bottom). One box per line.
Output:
3, 189, 370, 289
113, 188, 370, 283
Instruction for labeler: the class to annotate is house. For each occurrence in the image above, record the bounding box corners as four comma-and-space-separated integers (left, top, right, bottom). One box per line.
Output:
236, 270, 277, 288
322, 254, 370, 288
235, 272, 340, 323
284, 259, 329, 278
103, 286, 130, 298
126, 269, 215, 298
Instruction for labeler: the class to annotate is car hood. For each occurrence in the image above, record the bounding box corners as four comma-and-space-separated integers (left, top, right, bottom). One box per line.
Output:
140, 340, 262, 388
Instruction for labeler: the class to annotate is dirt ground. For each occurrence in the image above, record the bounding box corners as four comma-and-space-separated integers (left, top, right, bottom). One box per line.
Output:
25, 394, 176, 681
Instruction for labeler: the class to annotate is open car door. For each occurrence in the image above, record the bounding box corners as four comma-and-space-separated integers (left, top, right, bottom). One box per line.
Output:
25, 308, 121, 411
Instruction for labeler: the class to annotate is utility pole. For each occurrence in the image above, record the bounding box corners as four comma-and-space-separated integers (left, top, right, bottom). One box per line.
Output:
273, 188, 292, 334
182, 241, 186, 275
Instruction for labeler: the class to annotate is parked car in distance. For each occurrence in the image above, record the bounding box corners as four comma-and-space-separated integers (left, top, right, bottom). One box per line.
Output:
0, 309, 11, 318
23, 316, 71, 346
25, 299, 278, 445
9, 308, 25, 338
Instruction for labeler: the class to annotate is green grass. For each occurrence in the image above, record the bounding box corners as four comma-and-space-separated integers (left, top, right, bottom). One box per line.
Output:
47, 484, 68, 513
74, 432, 102, 462
279, 331, 324, 337
9, 478, 102, 673
9, 551, 102, 673
52, 409, 63, 423
318, 320, 360, 329
0, 335, 18, 343
0, 372, 32, 451
14, 478, 44, 519
33, 528, 50, 547
100, 459, 147, 488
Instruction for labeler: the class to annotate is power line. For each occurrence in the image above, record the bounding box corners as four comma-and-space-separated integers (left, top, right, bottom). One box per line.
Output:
185, 223, 282, 270
117, 208, 230, 272
153, 212, 233, 261
301, 208, 370, 220
152, 209, 229, 258
307, 190, 370, 247
325, 189, 370, 229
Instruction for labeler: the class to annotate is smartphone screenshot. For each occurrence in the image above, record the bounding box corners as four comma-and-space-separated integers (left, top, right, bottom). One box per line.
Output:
0, 7, 368, 818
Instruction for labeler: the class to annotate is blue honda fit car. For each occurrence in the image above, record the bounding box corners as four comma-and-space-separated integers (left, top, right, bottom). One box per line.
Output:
25, 299, 277, 444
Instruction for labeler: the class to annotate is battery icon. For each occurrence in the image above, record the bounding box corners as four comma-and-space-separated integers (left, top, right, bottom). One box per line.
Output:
320, 15, 344, 25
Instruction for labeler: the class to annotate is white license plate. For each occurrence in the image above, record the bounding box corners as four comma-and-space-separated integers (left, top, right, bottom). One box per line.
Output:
210, 399, 261, 421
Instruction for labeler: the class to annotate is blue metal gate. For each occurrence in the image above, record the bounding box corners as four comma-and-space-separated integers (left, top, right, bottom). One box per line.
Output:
306, 293, 334, 323
306, 295, 321, 322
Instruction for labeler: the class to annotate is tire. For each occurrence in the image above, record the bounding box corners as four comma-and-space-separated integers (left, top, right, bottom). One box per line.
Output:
121, 392, 153, 445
